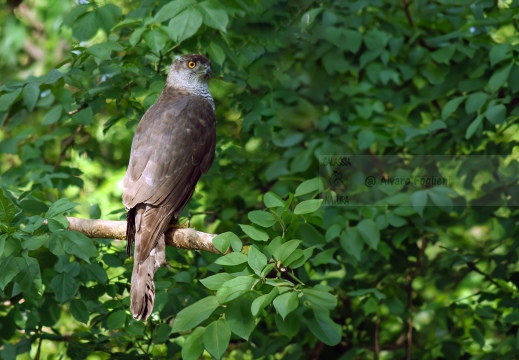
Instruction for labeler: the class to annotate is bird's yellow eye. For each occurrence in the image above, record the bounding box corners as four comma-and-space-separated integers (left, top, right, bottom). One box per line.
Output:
187, 61, 196, 69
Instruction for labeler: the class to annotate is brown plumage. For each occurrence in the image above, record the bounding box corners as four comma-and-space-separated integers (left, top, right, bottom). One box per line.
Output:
123, 54, 216, 321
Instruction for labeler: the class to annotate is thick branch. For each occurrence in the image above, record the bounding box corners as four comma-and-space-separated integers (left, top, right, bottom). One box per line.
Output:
63, 217, 222, 254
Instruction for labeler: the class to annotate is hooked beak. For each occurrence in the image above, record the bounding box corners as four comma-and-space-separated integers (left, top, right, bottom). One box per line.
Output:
203, 64, 212, 79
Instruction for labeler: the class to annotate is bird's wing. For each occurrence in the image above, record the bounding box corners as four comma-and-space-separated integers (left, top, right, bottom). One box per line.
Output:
123, 94, 216, 261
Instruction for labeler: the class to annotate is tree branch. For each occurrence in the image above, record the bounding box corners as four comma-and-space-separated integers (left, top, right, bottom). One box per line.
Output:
61, 217, 222, 254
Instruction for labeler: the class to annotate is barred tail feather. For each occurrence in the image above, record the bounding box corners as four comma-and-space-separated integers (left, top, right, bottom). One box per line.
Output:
130, 254, 155, 321
130, 234, 166, 321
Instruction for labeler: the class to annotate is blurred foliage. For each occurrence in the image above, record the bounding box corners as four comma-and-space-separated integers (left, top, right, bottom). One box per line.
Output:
2, 0, 519, 359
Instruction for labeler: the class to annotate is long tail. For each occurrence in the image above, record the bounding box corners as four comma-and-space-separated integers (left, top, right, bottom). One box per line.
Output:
130, 234, 165, 321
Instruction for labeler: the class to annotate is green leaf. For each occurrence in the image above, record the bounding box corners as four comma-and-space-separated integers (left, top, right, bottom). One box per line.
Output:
70, 299, 89, 324
301, 8, 324, 27
280, 249, 303, 268
358, 129, 375, 150
63, 4, 91, 26
200, 273, 234, 291
441, 96, 465, 119
22, 84, 40, 111
216, 276, 255, 304
289, 246, 315, 268
212, 231, 241, 253
248, 210, 276, 227
387, 213, 407, 227
347, 288, 386, 300
340, 228, 363, 261
214, 252, 247, 266
199, 1, 228, 32
263, 192, 284, 208
276, 312, 300, 339
273, 240, 302, 265
172, 296, 220, 332
46, 198, 78, 218
143, 29, 169, 54
427, 187, 454, 208
0, 189, 16, 224
239, 224, 269, 241
357, 219, 380, 250
154, 323, 172, 343
465, 114, 484, 140
51, 273, 79, 303
488, 62, 513, 93
107, 309, 126, 330
273, 291, 299, 320
72, 11, 99, 41
154, 0, 196, 23
86, 41, 124, 61
182, 327, 205, 360
410, 190, 428, 217
325, 224, 342, 242
42, 105, 63, 125
430, 45, 456, 64
225, 297, 255, 340
0, 88, 22, 112
0, 233, 7, 257
306, 309, 342, 346
485, 103, 506, 125
251, 287, 279, 316
71, 105, 93, 125
363, 296, 379, 315
168, 6, 203, 43
301, 288, 337, 310
129, 27, 146, 47
294, 199, 323, 215
21, 235, 49, 251
325, 27, 362, 54
62, 231, 98, 263
126, 321, 145, 337
295, 177, 324, 197
208, 42, 225, 65
47, 215, 69, 232
15, 255, 42, 298
247, 245, 267, 276
470, 327, 485, 347
0, 256, 19, 290
212, 233, 230, 253
465, 92, 488, 114
203, 319, 231, 360
95, 4, 121, 32
489, 43, 511, 67
82, 262, 108, 284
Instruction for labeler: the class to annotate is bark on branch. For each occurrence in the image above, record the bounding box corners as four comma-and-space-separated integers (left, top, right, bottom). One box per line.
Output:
63, 217, 222, 254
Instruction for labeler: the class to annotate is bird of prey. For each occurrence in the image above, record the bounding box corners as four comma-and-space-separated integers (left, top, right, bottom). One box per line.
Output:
122, 54, 216, 321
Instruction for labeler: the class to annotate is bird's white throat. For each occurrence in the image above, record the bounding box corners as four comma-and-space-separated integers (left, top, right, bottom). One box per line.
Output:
167, 72, 215, 111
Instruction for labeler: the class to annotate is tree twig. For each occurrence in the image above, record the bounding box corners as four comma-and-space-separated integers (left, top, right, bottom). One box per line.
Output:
466, 261, 504, 290
53, 125, 84, 170
402, 0, 414, 29
68, 104, 88, 116
58, 217, 223, 254
405, 237, 429, 360
375, 317, 381, 359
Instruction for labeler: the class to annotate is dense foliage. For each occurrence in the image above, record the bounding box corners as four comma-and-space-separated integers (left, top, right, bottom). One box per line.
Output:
2, 0, 519, 359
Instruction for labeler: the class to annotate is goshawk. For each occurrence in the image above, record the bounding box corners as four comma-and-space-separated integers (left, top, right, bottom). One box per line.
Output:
123, 54, 216, 321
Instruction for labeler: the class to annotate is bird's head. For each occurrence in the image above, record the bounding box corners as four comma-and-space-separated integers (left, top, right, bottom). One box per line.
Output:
166, 54, 212, 93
